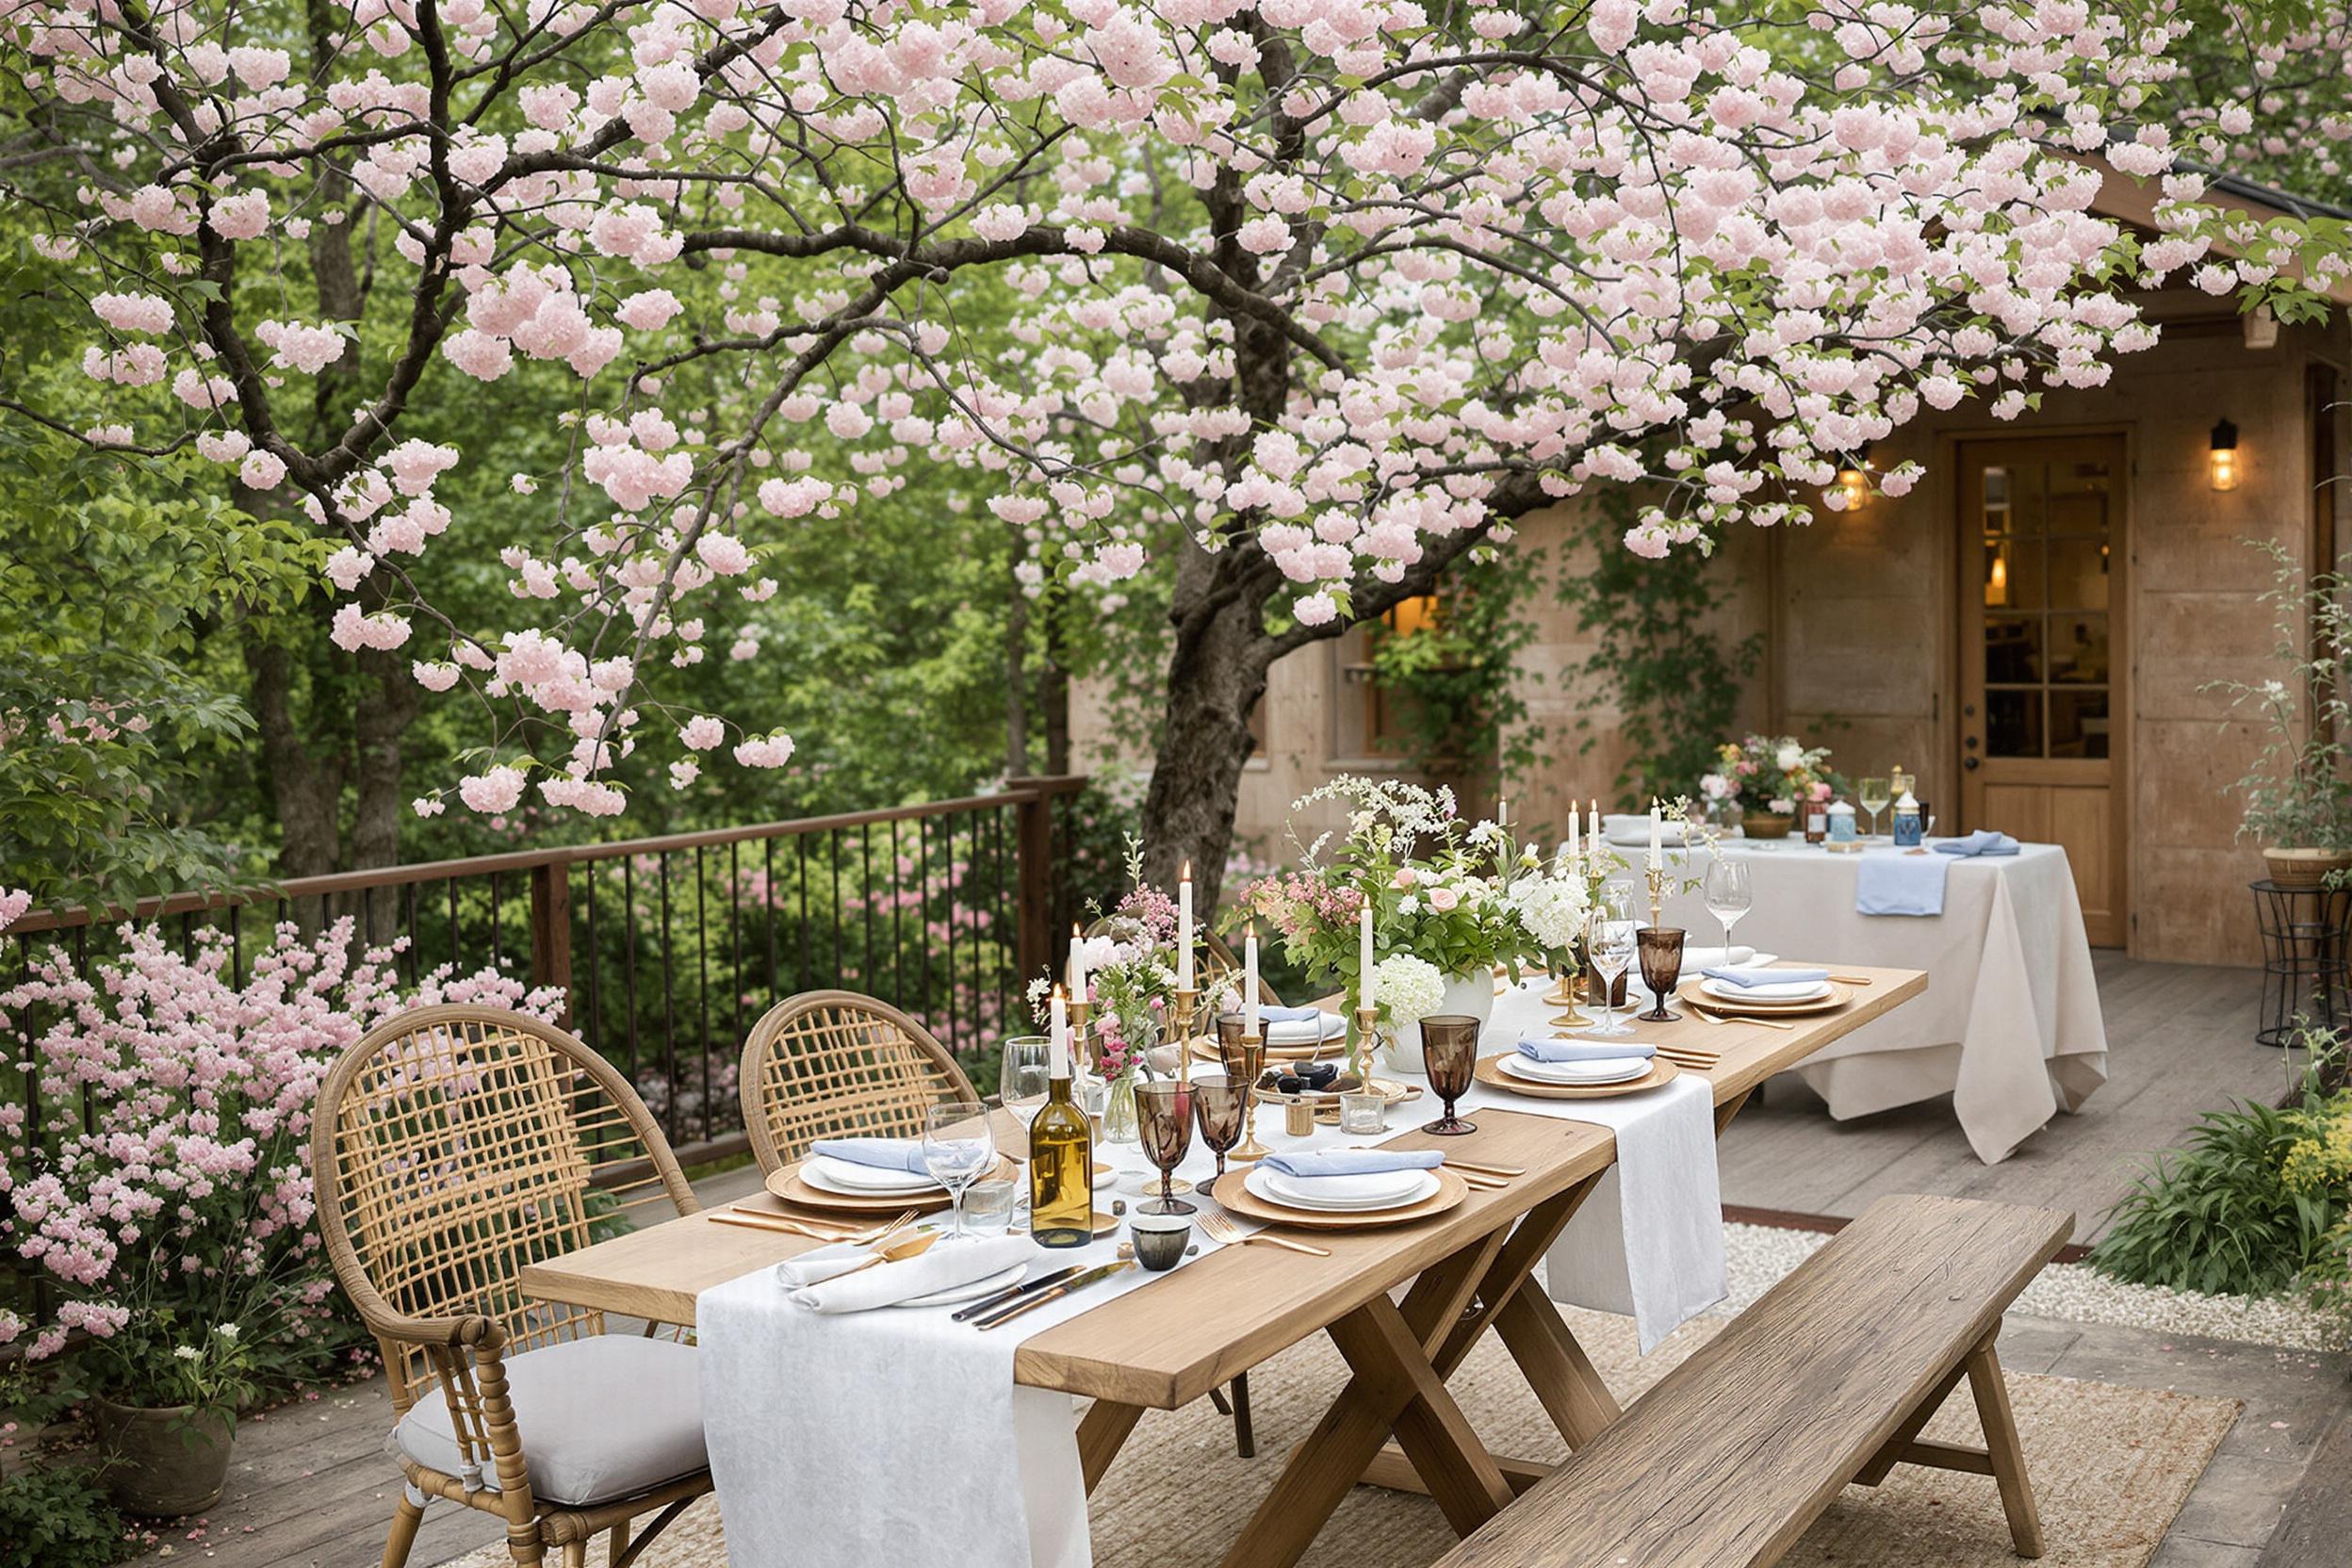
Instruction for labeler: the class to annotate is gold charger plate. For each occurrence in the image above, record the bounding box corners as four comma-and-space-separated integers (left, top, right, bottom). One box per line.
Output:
1676, 977, 1853, 1017
1190, 1035, 1345, 1065
1472, 1054, 1681, 1100
766, 1152, 1018, 1214
1210, 1167, 1469, 1232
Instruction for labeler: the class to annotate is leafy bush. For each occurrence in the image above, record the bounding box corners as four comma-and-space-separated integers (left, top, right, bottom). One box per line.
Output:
0, 1463, 133, 1568
2091, 1081, 2349, 1297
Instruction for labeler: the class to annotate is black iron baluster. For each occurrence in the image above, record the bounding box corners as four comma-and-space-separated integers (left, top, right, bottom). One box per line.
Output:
830, 827, 844, 986
489, 872, 504, 971
657, 853, 679, 1143
729, 840, 744, 1075
763, 837, 779, 1002
447, 877, 461, 972
946, 812, 960, 1052
860, 822, 874, 996
584, 860, 603, 1058
890, 817, 905, 1009
622, 857, 644, 1090
796, 833, 811, 993
695, 845, 711, 1144
403, 883, 419, 988
918, 815, 933, 1033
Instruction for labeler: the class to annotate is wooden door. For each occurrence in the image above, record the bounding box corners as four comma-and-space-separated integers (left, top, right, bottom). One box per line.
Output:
1957, 435, 2129, 945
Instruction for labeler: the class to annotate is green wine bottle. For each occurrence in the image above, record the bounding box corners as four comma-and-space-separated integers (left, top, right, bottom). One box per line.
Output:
1028, 1023, 1094, 1249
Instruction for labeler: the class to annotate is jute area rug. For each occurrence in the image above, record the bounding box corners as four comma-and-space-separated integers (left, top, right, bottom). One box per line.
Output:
434, 1307, 2237, 1568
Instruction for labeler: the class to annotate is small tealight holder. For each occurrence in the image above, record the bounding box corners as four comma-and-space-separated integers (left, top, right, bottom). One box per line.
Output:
1129, 1211, 1192, 1272
1825, 801, 1863, 853
1338, 1089, 1388, 1135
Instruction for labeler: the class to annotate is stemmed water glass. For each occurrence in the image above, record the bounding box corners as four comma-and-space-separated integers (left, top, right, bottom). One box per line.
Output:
1702, 858, 1753, 962
1857, 776, 1891, 840
1135, 1080, 1196, 1216
1418, 1015, 1481, 1135
998, 1036, 1051, 1127
922, 1101, 996, 1242
1190, 1074, 1248, 1183
1584, 885, 1638, 1038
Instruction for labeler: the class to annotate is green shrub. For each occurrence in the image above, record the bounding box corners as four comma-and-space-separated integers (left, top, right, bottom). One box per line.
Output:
0, 1463, 134, 1568
2091, 1086, 2348, 1297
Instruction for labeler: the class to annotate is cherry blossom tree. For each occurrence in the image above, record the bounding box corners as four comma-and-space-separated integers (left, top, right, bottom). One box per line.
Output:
0, 0, 2228, 905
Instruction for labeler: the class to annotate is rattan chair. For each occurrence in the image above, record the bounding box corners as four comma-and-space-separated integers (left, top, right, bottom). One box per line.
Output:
312, 1004, 710, 1568
738, 989, 981, 1170
1203, 928, 1287, 1007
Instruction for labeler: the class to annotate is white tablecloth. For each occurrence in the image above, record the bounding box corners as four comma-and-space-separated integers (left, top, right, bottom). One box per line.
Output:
1649, 839, 2108, 1162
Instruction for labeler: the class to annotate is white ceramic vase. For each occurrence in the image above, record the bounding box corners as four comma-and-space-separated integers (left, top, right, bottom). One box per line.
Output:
1379, 969, 1495, 1074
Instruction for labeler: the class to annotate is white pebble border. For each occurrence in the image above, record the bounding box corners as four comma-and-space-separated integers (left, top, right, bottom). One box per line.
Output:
1714, 1222, 2344, 1352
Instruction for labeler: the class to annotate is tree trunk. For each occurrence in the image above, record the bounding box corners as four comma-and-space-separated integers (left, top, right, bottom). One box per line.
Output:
348, 644, 421, 939
243, 631, 344, 882
1139, 588, 1274, 914
1042, 582, 1070, 775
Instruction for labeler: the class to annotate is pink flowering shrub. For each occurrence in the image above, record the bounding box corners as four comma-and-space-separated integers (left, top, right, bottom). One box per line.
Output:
0, 919, 561, 1410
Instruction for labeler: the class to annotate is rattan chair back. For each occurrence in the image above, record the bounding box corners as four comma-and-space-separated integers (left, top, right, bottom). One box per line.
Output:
739, 989, 979, 1170
312, 1004, 696, 1413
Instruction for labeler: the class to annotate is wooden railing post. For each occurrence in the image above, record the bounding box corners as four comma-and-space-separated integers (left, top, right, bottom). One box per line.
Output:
529, 862, 573, 1026
1007, 779, 1054, 992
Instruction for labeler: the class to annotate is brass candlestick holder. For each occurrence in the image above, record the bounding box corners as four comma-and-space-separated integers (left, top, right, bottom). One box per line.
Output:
1172, 986, 1199, 1085
1352, 1004, 1380, 1084
1550, 959, 1592, 1030
1643, 864, 1666, 929
1228, 1031, 1270, 1164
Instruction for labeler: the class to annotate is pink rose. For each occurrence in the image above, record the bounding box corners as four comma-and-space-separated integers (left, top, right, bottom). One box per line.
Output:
1428, 887, 1461, 913
1392, 868, 1418, 889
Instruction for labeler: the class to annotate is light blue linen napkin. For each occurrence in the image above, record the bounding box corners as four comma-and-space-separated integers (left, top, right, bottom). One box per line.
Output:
1854, 851, 1951, 917
1700, 965, 1830, 988
1934, 830, 2021, 858
1518, 1037, 1658, 1063
1260, 1149, 1446, 1179
807, 1137, 931, 1175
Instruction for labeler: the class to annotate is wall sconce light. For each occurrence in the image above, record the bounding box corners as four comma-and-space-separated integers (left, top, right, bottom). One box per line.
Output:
1834, 442, 1872, 511
2209, 419, 2239, 492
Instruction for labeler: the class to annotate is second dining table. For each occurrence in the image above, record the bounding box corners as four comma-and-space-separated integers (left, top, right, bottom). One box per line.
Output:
520, 962, 1927, 1568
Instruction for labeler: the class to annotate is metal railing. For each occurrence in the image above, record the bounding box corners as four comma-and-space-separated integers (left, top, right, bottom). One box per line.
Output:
3, 776, 1090, 1167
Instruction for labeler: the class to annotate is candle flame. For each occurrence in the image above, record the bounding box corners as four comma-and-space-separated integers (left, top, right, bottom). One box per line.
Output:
1180, 859, 1191, 880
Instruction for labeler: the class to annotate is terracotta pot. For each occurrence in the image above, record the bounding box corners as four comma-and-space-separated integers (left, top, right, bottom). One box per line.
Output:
2262, 846, 2352, 889
91, 1396, 236, 1517
1741, 812, 1794, 841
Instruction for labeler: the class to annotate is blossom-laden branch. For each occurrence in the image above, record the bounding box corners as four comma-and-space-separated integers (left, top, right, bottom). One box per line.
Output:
0, 0, 2227, 814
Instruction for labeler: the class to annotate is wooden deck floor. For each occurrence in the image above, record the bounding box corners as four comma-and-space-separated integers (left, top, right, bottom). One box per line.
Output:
1718, 951, 2291, 1243
135, 954, 2303, 1567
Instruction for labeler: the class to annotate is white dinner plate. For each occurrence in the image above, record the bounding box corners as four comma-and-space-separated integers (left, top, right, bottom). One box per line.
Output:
1265, 1013, 1347, 1046
890, 1261, 1031, 1309
1701, 976, 1831, 1004
799, 1155, 944, 1197
1500, 1053, 1651, 1086
1250, 1166, 1441, 1214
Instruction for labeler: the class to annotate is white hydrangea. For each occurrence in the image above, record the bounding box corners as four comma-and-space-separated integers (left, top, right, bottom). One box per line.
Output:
1506, 872, 1590, 951
1374, 953, 1446, 1030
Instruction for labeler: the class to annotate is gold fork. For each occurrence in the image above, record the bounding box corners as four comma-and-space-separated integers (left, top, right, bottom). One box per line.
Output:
1198, 1212, 1333, 1257
719, 1205, 919, 1245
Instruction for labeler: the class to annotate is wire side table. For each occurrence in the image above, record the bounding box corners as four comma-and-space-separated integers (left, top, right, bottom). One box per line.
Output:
2251, 879, 2352, 1049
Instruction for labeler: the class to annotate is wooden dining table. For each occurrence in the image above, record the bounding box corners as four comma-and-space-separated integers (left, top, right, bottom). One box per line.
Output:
520, 963, 1927, 1568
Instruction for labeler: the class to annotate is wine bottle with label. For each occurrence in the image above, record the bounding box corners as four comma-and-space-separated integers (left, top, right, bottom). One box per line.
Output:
1029, 1016, 1095, 1248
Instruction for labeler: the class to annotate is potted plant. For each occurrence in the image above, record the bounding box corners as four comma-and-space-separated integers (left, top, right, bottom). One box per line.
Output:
1705, 734, 1842, 839
2208, 545, 2352, 887
1234, 777, 1544, 1062
0, 919, 563, 1517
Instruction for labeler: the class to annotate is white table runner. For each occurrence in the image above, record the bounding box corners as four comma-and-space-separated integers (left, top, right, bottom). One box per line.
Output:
1463, 980, 1726, 1352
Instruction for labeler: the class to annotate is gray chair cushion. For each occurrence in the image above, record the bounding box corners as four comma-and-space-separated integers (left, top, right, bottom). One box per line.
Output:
394, 1335, 706, 1507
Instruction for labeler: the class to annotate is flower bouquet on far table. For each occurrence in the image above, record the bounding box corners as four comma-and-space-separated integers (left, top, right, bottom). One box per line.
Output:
1702, 734, 1847, 837
1232, 776, 1542, 1074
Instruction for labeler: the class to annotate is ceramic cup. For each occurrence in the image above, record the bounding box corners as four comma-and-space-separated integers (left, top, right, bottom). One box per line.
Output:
1128, 1211, 1192, 1272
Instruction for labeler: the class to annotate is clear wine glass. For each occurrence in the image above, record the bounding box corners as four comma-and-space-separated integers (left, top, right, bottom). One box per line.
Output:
923, 1101, 995, 1243
1585, 884, 1638, 1038
998, 1036, 1051, 1127
1858, 776, 1891, 839
1702, 858, 1754, 963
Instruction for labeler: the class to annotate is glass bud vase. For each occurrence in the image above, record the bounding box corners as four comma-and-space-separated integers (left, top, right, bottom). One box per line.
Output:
1101, 1071, 1141, 1145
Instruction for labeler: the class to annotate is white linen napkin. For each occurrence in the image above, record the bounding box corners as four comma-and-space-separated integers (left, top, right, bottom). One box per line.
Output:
790, 1235, 1031, 1313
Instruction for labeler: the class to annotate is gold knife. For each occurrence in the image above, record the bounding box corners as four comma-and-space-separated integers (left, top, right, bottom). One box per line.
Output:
973, 1260, 1135, 1330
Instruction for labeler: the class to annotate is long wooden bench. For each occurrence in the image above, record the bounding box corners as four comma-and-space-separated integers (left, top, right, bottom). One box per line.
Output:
1437, 1194, 2073, 1568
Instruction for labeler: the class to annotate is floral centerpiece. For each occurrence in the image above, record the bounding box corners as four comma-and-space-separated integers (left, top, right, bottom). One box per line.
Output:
0, 919, 560, 1516
1702, 734, 1842, 835
1026, 841, 1235, 1140
1234, 778, 1550, 1070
